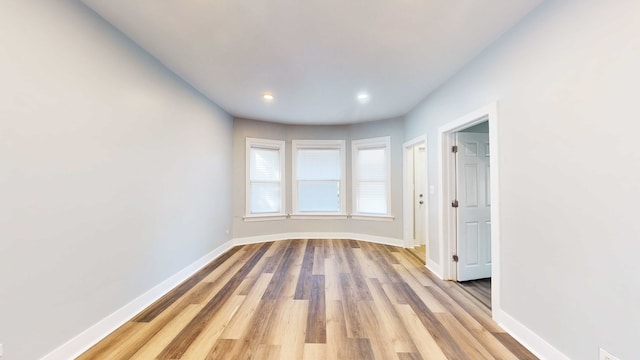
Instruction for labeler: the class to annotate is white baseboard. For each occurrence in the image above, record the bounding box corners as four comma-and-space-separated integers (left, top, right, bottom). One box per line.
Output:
493, 309, 570, 360
426, 259, 443, 279
40, 239, 234, 360
233, 232, 403, 247
40, 234, 566, 360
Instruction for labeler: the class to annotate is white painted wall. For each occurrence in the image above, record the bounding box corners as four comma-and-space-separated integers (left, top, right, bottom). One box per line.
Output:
0, 2, 233, 359
232, 117, 404, 241
404, 1, 640, 359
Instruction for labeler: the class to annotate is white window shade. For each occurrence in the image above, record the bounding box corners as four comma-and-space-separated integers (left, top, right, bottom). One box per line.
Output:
292, 140, 346, 215
246, 138, 285, 218
297, 181, 340, 212
250, 183, 281, 213
296, 149, 341, 180
353, 137, 391, 216
357, 148, 385, 181
250, 148, 280, 181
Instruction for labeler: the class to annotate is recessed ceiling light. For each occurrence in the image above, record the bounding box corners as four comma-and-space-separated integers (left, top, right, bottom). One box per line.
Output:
357, 93, 370, 103
263, 93, 274, 101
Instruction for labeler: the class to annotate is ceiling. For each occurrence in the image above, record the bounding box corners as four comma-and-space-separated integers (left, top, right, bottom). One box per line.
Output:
81, 0, 542, 125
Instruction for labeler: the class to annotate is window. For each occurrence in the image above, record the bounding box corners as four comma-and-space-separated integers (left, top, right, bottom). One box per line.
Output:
245, 138, 285, 220
292, 140, 346, 217
352, 137, 392, 219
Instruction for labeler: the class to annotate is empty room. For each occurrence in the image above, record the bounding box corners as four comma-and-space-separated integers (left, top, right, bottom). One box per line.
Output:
1, 1, 639, 359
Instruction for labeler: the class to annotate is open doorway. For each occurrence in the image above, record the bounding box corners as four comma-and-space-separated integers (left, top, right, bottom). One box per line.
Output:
403, 136, 428, 263
453, 122, 491, 308
438, 103, 500, 313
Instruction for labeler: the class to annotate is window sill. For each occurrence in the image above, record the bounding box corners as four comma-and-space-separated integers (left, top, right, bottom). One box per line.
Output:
350, 214, 395, 221
289, 213, 349, 220
243, 214, 288, 222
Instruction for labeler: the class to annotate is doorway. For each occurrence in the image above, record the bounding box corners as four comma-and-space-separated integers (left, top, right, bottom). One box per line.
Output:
453, 123, 492, 308
438, 103, 500, 313
403, 136, 428, 264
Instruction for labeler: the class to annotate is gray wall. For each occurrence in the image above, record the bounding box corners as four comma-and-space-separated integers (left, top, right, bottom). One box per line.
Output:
404, 0, 640, 359
232, 118, 404, 240
0, 2, 233, 359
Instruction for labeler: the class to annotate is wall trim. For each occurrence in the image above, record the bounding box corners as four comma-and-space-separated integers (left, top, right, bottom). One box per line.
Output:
40, 239, 235, 360
437, 102, 502, 312
40, 233, 560, 360
494, 309, 571, 360
233, 232, 403, 247
426, 259, 444, 279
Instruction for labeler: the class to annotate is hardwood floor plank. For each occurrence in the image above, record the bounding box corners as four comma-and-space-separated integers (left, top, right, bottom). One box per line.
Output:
294, 239, 316, 300
338, 241, 373, 301
435, 312, 495, 360
357, 299, 398, 360
367, 278, 419, 354
311, 240, 325, 275
220, 273, 273, 339
396, 282, 471, 360
206, 339, 239, 360
261, 241, 289, 275
262, 240, 304, 300
303, 343, 326, 360
305, 275, 326, 343
76, 322, 146, 360
338, 273, 366, 338
397, 352, 423, 360
493, 332, 540, 360
395, 304, 449, 360
128, 304, 201, 360
78, 239, 537, 360
157, 242, 272, 359
232, 299, 278, 359
179, 294, 246, 359
326, 299, 348, 360
132, 245, 243, 323
346, 338, 376, 360
255, 344, 282, 360
275, 300, 308, 359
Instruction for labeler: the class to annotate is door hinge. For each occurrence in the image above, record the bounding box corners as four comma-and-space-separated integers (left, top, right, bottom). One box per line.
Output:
452, 254, 459, 262
452, 145, 458, 153
451, 199, 459, 208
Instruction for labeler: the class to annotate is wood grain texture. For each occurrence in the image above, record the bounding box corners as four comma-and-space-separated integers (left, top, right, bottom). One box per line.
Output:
78, 239, 538, 360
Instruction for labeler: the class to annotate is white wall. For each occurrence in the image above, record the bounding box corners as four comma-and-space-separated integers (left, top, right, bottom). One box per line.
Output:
404, 0, 640, 359
232, 117, 404, 242
0, 2, 233, 359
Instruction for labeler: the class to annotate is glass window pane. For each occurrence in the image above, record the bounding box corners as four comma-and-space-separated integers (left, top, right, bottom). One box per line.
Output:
297, 149, 340, 180
251, 148, 280, 181
356, 182, 387, 214
251, 183, 281, 213
298, 181, 340, 212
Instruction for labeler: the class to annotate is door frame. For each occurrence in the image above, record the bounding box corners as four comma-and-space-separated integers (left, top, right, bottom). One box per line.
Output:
438, 102, 501, 311
402, 135, 428, 255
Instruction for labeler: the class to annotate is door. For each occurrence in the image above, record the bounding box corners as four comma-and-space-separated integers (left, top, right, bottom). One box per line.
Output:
455, 132, 491, 281
414, 146, 426, 246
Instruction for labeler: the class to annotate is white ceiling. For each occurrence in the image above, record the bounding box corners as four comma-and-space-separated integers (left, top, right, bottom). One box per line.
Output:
81, 0, 542, 125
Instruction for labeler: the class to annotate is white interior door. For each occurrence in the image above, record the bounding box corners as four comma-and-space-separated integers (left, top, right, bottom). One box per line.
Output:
456, 132, 491, 281
414, 146, 426, 246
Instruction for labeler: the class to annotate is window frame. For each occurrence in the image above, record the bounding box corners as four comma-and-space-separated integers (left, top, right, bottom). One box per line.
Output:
245, 137, 286, 221
291, 139, 347, 219
351, 136, 394, 220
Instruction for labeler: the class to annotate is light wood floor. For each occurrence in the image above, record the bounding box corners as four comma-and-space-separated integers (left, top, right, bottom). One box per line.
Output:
458, 278, 492, 310
78, 239, 537, 360
407, 245, 426, 263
